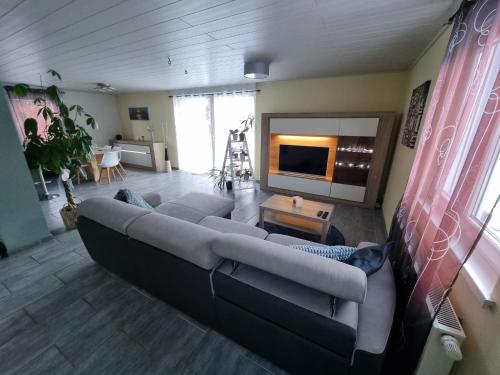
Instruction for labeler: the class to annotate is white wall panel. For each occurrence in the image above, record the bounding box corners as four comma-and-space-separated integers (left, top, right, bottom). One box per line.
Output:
268, 173, 332, 196
339, 118, 379, 137
270, 118, 340, 135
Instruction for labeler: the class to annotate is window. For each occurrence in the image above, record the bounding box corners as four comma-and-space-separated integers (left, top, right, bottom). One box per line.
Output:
474, 149, 500, 244
173, 91, 255, 173
4, 87, 58, 143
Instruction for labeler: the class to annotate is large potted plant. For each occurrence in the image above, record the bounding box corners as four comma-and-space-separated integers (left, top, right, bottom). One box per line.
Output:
13, 70, 96, 229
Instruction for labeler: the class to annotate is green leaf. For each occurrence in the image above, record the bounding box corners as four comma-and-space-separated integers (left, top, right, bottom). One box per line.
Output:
13, 83, 29, 97
24, 118, 38, 137
64, 117, 76, 132
59, 103, 69, 118
34, 97, 46, 106
45, 85, 61, 104
47, 69, 62, 80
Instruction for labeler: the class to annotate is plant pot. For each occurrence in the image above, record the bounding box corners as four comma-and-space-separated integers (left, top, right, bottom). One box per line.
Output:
226, 180, 233, 190
59, 205, 78, 230
239, 133, 246, 141
243, 174, 250, 182
232, 133, 238, 141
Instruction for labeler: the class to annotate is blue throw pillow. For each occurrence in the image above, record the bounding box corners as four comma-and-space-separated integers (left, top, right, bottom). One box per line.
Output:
344, 242, 394, 276
290, 244, 357, 262
114, 189, 152, 209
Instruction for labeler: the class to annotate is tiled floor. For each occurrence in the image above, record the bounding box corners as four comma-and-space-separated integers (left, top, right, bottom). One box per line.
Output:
0, 169, 387, 374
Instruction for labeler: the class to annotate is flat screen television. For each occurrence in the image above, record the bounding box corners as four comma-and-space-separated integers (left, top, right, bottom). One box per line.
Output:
279, 145, 329, 176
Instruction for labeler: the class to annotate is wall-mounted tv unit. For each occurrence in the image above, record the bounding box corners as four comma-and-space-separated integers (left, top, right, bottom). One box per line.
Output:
279, 145, 329, 176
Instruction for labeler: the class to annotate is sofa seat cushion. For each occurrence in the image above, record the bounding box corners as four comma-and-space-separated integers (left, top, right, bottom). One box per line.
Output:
213, 260, 358, 357
77, 197, 151, 235
354, 259, 395, 355
265, 233, 328, 248
168, 192, 235, 218
199, 216, 268, 239
127, 212, 222, 270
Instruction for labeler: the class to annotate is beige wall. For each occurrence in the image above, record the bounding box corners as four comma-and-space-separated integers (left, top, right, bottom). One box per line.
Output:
382, 27, 452, 230
450, 277, 500, 375
116, 91, 178, 167
63, 90, 122, 147
254, 72, 409, 179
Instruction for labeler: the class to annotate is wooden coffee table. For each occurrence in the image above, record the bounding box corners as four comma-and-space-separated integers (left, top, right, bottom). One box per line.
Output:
259, 194, 335, 244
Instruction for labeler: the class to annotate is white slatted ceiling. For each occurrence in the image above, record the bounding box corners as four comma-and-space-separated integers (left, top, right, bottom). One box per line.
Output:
0, 0, 457, 92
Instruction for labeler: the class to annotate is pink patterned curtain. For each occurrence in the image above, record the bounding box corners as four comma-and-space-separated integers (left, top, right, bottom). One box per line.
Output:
388, 0, 499, 372
4, 87, 57, 144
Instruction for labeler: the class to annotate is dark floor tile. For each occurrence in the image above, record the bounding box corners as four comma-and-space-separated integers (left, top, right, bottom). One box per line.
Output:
73, 245, 91, 258
0, 324, 52, 374
82, 276, 131, 310
0, 310, 36, 347
122, 299, 179, 345
58, 288, 153, 365
244, 351, 290, 375
43, 299, 96, 342
178, 311, 210, 332
177, 330, 248, 375
30, 241, 83, 263
74, 332, 149, 375
0, 276, 63, 321
130, 315, 206, 374
4, 252, 84, 292
15, 346, 74, 375
0, 283, 10, 299
55, 229, 83, 244
25, 267, 111, 323
54, 257, 98, 284
0, 255, 41, 281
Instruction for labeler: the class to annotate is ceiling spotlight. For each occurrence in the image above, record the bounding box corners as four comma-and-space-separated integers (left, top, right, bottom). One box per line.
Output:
94, 83, 115, 93
244, 61, 269, 79
184, 69, 188, 74
167, 56, 172, 65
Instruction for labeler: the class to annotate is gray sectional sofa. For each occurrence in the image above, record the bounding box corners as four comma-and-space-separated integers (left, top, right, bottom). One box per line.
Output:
77, 192, 395, 375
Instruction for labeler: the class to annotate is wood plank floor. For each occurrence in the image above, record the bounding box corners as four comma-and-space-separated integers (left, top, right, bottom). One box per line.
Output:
0, 169, 387, 374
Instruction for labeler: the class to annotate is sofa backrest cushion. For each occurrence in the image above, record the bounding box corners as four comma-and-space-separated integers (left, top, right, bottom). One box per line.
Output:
212, 233, 367, 303
77, 197, 151, 235
127, 212, 222, 270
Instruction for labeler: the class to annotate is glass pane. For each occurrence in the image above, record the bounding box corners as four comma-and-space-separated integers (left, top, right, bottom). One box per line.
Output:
213, 93, 255, 170
333, 136, 375, 186
173, 96, 213, 173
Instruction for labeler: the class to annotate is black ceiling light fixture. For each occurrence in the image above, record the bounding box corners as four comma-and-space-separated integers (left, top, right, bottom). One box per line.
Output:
244, 61, 269, 79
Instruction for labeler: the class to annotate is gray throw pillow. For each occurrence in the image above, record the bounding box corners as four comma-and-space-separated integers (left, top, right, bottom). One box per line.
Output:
114, 189, 152, 209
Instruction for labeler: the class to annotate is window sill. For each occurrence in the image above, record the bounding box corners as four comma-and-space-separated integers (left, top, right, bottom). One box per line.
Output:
462, 259, 497, 309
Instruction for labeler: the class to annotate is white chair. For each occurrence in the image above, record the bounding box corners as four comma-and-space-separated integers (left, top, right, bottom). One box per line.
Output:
112, 146, 127, 176
98, 150, 123, 183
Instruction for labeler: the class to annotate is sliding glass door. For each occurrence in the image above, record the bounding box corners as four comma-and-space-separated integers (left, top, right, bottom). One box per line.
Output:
173, 95, 213, 173
173, 92, 255, 173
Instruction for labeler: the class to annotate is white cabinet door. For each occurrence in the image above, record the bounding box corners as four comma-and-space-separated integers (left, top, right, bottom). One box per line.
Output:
268, 174, 332, 196
339, 118, 379, 137
270, 118, 340, 135
117, 144, 153, 167
330, 183, 366, 202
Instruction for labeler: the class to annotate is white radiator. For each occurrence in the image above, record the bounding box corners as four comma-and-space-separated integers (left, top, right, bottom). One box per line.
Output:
414, 294, 466, 375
